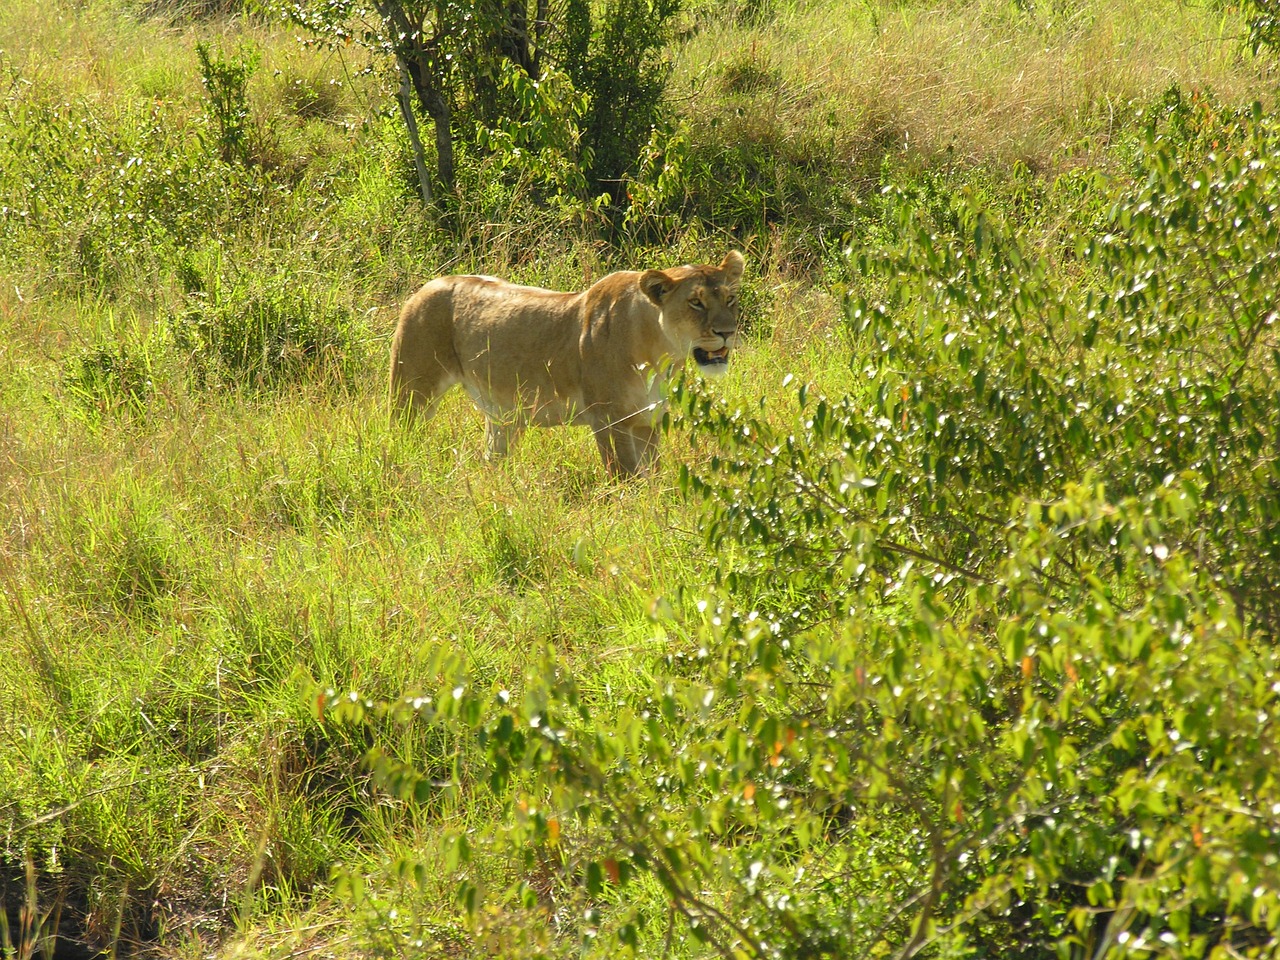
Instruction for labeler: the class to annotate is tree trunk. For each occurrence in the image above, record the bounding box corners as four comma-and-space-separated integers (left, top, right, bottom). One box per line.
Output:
399, 53, 454, 197
395, 57, 433, 205
533, 0, 549, 78
501, 0, 534, 77
374, 0, 455, 199
416, 79, 454, 197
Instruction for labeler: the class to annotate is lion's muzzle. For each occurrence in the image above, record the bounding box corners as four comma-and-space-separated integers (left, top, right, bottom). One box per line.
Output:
693, 341, 733, 373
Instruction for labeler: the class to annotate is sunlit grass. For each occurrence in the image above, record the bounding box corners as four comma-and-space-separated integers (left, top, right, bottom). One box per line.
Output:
3, 0, 1276, 954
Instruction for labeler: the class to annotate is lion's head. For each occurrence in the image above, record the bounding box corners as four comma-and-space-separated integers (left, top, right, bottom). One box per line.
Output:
639, 250, 745, 377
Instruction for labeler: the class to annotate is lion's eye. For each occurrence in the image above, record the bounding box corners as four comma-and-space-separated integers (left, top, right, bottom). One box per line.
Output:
725, 296, 737, 308
689, 298, 705, 311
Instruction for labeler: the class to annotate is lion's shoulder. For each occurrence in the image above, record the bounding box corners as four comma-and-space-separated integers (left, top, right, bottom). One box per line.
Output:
581, 269, 654, 325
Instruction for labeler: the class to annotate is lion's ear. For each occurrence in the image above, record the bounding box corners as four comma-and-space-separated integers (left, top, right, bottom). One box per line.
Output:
720, 250, 745, 285
640, 269, 676, 305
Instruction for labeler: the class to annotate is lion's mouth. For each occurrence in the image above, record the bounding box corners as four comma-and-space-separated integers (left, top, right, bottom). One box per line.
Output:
694, 346, 730, 368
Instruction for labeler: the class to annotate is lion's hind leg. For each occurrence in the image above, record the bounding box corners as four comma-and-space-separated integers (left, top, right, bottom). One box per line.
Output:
390, 365, 456, 423
388, 284, 463, 424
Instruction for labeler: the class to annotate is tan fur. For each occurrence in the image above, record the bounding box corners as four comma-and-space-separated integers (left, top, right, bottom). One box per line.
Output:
389, 251, 745, 478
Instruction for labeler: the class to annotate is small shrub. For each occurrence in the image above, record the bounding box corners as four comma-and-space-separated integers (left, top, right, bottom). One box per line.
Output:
195, 41, 260, 166
0, 81, 258, 287
622, 121, 700, 241
170, 275, 360, 390
719, 51, 781, 95
1241, 0, 1280, 54
277, 71, 345, 122
62, 322, 162, 421
473, 63, 598, 211
560, 0, 682, 198
621, 111, 862, 261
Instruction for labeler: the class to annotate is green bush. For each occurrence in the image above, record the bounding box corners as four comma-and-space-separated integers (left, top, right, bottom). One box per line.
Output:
473, 64, 598, 211
560, 0, 681, 199
1240, 0, 1280, 54
621, 109, 864, 259
0, 66, 259, 285
317, 99, 1280, 960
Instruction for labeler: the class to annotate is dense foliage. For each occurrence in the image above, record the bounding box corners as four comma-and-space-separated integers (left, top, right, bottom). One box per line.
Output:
325, 102, 1280, 959
280, 0, 681, 203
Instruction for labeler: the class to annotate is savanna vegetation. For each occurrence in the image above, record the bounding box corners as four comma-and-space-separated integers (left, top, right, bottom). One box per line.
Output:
1, 0, 1277, 957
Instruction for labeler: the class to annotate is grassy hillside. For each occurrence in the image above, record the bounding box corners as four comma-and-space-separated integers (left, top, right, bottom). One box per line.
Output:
1, 0, 1276, 957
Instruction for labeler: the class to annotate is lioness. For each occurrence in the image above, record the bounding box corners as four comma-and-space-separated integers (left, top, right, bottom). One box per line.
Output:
389, 251, 745, 478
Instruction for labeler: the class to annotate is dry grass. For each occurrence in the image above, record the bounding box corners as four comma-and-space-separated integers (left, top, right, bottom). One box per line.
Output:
674, 0, 1275, 171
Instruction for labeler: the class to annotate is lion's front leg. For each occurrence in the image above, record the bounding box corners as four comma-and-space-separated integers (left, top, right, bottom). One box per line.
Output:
583, 368, 663, 478
625, 423, 661, 476
591, 419, 659, 479
484, 417, 524, 460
